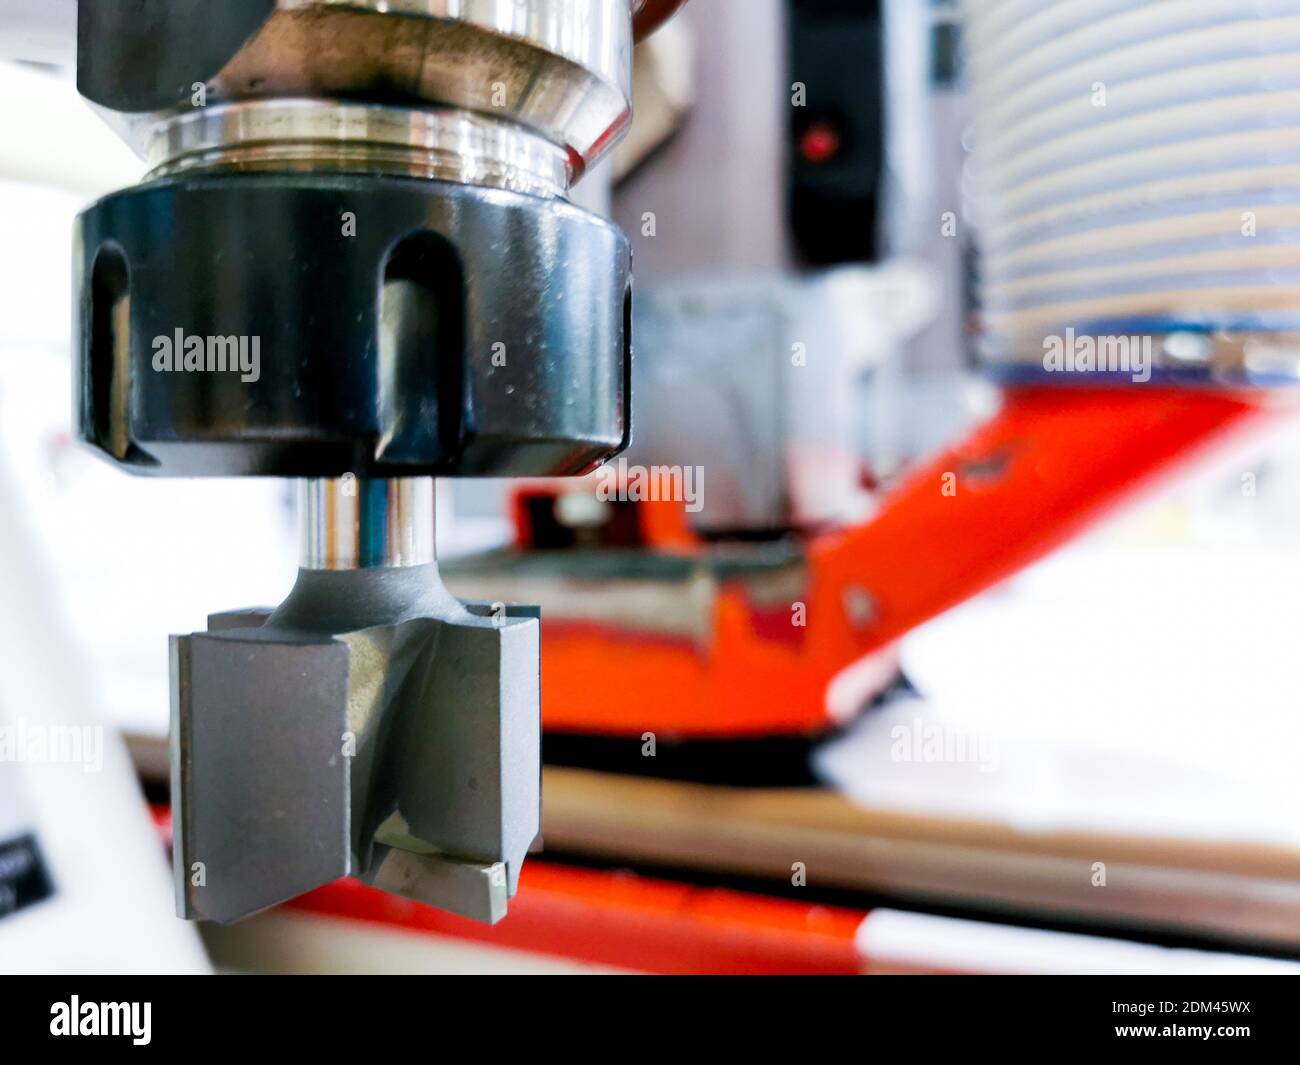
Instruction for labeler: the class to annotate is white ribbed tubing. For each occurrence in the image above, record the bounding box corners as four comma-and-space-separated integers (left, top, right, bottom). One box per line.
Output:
967, 0, 1300, 358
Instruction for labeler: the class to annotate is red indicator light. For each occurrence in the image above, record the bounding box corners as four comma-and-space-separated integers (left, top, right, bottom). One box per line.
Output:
799, 121, 841, 164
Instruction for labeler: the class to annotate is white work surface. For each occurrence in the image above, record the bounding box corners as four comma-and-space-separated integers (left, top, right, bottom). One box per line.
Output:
819, 415, 1300, 851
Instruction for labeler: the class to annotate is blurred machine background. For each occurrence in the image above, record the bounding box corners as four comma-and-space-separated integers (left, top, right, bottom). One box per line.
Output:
6, 0, 1300, 974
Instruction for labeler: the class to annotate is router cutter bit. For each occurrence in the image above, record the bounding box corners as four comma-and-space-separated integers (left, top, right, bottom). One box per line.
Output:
175, 478, 541, 923
72, 1, 646, 923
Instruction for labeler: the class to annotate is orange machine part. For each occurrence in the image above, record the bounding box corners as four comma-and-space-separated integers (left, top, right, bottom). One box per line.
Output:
537, 386, 1275, 738
291, 863, 867, 975
150, 805, 864, 973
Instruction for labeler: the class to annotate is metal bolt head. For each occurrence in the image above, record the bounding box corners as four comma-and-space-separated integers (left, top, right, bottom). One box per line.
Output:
842, 585, 876, 629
